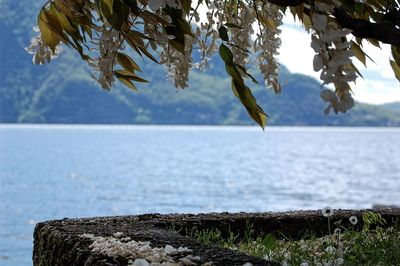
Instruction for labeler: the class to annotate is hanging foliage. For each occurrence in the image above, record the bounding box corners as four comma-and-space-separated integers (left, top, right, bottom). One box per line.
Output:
26, 0, 400, 128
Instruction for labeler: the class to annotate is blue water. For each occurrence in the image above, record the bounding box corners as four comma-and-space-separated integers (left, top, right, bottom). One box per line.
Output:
0, 125, 399, 265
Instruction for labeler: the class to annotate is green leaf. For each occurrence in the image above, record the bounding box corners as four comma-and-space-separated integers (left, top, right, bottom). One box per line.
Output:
262, 234, 277, 251
227, 42, 250, 53
38, 9, 61, 53
391, 46, 400, 65
110, 0, 129, 30
117, 76, 138, 91
235, 64, 259, 84
52, 6, 74, 33
141, 10, 170, 25
139, 45, 158, 63
390, 60, 400, 81
114, 69, 149, 83
177, 18, 194, 37
104, 0, 114, 13
181, 0, 191, 14
219, 44, 234, 65
165, 25, 185, 54
224, 23, 243, 29
232, 79, 267, 129
350, 63, 364, 79
368, 38, 381, 48
258, 14, 277, 30
354, 3, 364, 16
122, 0, 138, 11
350, 41, 366, 66
117, 52, 141, 72
98, 0, 114, 19
225, 64, 242, 81
218, 25, 229, 42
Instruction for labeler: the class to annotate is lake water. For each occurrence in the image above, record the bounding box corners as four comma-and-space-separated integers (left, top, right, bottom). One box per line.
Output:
0, 125, 399, 265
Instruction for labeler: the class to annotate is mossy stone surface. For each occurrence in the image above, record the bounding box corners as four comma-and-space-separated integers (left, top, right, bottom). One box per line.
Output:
33, 209, 400, 265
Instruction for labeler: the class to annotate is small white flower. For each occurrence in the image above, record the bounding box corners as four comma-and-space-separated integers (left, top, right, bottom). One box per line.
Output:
90, 26, 122, 90
334, 228, 342, 235
313, 54, 324, 71
325, 245, 336, 254
25, 27, 63, 65
349, 216, 358, 225
320, 89, 337, 102
311, 35, 323, 52
300, 262, 310, 266
336, 257, 344, 265
322, 207, 334, 217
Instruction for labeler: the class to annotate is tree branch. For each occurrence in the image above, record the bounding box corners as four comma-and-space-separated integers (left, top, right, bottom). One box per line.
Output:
333, 7, 400, 47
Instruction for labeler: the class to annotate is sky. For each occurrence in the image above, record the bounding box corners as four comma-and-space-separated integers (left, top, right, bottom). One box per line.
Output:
279, 16, 400, 105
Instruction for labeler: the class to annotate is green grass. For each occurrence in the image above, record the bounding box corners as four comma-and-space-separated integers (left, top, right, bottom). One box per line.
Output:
176, 212, 400, 265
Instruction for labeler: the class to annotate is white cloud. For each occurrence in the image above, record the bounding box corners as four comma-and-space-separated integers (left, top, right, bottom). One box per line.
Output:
278, 16, 400, 104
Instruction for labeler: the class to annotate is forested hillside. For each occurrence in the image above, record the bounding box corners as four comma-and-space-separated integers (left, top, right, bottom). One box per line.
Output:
1, 0, 399, 126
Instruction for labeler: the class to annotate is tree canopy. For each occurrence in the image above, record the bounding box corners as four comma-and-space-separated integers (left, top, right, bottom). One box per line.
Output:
27, 0, 400, 128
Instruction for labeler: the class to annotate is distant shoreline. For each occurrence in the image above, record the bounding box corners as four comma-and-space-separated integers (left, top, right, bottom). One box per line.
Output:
1, 123, 400, 130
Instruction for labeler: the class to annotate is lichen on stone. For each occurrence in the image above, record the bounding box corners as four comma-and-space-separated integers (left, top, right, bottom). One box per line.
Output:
80, 232, 202, 265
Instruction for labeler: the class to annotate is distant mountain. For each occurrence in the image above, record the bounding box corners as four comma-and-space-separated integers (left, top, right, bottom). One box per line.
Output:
381, 102, 400, 115
1, 0, 399, 126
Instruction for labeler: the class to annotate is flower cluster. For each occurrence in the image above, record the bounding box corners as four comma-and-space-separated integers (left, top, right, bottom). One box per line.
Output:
158, 35, 196, 89
27, 0, 285, 97
310, 2, 356, 113
320, 88, 354, 114
322, 206, 334, 217
230, 6, 254, 67
146, 0, 284, 93
89, 26, 123, 90
254, 2, 282, 94
28, 0, 372, 124
193, 3, 223, 70
25, 27, 63, 65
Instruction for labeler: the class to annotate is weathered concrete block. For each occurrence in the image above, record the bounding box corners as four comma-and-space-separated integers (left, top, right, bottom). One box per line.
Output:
33, 209, 400, 265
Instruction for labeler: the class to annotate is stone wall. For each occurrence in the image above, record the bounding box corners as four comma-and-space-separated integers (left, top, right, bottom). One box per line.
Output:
33, 208, 400, 265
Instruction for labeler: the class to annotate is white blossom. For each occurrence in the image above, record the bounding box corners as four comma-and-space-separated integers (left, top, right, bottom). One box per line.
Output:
230, 6, 254, 66
253, 1, 283, 93
311, 7, 357, 114
322, 207, 334, 217
333, 228, 342, 235
313, 54, 324, 71
349, 216, 358, 225
25, 27, 63, 65
89, 26, 123, 90
325, 245, 336, 254
158, 35, 196, 89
